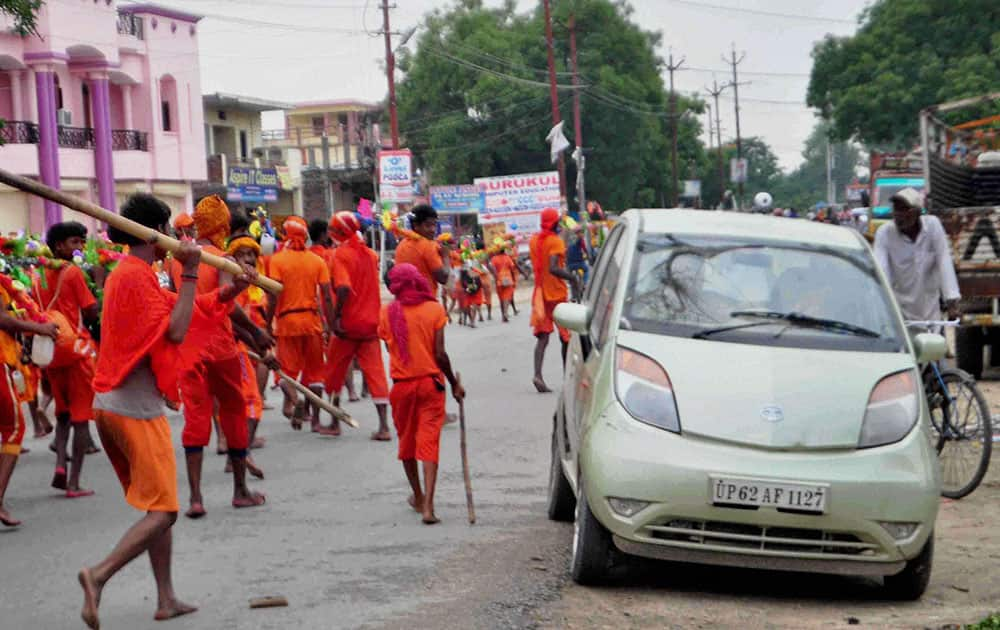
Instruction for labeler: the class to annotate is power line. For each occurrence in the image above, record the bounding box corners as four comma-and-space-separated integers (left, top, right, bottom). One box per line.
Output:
401, 95, 547, 135
663, 0, 856, 25
412, 117, 544, 154
423, 47, 582, 90
684, 65, 810, 78
440, 40, 575, 78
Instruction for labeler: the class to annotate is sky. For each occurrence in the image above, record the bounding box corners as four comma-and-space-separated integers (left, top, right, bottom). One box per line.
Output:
147, 0, 872, 171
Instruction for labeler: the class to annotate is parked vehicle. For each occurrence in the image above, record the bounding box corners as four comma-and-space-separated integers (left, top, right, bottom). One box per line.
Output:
865, 151, 925, 242
547, 209, 945, 599
920, 92, 1000, 378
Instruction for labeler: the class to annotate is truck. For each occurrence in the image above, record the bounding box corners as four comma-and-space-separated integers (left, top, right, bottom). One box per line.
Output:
920, 92, 1000, 378
865, 151, 925, 241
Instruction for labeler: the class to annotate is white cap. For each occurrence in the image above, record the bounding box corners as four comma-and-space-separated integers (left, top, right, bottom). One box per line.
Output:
890, 187, 922, 209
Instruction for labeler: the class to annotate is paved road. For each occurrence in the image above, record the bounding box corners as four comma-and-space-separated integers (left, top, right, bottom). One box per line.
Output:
1, 308, 572, 629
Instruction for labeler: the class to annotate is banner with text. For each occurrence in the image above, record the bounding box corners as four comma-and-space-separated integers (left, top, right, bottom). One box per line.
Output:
227, 166, 279, 203
430, 185, 485, 215
378, 149, 413, 204
473, 171, 560, 244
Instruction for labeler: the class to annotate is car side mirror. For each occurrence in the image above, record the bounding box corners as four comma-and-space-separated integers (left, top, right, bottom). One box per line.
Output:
912, 333, 948, 364
554, 302, 591, 334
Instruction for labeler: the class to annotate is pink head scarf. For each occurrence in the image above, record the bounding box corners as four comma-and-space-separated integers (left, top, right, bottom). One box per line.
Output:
387, 263, 436, 364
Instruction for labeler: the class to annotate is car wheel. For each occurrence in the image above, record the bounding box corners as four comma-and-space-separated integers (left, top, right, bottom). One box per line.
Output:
547, 425, 575, 522
570, 480, 614, 585
883, 533, 933, 600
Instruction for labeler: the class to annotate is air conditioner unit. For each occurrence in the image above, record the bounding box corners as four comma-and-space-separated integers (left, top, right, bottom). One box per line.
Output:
56, 109, 72, 126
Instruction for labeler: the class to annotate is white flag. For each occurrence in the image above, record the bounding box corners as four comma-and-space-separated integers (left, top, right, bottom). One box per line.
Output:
546, 121, 570, 164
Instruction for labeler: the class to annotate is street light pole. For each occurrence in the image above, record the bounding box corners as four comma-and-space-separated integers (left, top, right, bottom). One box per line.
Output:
666, 51, 685, 207
382, 0, 399, 150
542, 0, 567, 200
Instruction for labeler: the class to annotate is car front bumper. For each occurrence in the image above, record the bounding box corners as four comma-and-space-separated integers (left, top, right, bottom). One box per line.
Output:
579, 406, 940, 577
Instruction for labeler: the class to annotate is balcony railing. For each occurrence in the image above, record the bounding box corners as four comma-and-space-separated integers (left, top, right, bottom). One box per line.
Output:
111, 129, 148, 151
117, 13, 144, 40
0, 120, 38, 144
58, 126, 95, 149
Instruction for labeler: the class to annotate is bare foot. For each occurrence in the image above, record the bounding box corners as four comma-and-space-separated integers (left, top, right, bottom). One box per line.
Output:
0, 505, 21, 527
78, 568, 102, 630
66, 488, 96, 499
422, 511, 441, 525
85, 444, 101, 455
185, 502, 206, 519
532, 377, 552, 393
370, 430, 392, 442
348, 394, 361, 403
407, 494, 424, 513
51, 466, 68, 490
154, 599, 197, 622
232, 492, 266, 509
246, 457, 264, 479
224, 460, 233, 474
250, 437, 266, 449
314, 426, 340, 437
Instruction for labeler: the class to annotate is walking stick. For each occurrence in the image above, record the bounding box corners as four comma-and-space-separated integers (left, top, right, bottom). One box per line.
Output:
457, 374, 476, 524
246, 351, 358, 428
0, 168, 283, 294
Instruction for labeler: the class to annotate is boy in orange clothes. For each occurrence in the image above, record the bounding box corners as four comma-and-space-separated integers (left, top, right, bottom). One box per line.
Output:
529, 208, 581, 393
266, 216, 336, 431
490, 245, 519, 323
38, 221, 100, 498
78, 194, 226, 628
308, 218, 337, 267
174, 195, 268, 518
324, 212, 390, 439
0, 282, 58, 527
394, 205, 450, 293
378, 263, 464, 525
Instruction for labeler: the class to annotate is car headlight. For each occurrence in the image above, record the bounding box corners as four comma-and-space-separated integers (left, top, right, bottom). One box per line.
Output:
858, 369, 919, 448
615, 346, 681, 433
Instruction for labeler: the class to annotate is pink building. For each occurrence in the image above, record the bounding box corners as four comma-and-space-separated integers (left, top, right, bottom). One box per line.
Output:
0, 1, 206, 234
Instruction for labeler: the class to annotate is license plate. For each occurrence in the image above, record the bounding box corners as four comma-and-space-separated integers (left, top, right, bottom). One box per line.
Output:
710, 476, 828, 513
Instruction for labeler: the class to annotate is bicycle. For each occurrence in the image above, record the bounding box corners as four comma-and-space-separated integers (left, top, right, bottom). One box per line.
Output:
909, 320, 993, 499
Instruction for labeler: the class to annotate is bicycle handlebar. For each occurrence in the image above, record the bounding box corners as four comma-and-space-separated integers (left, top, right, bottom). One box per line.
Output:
904, 319, 961, 328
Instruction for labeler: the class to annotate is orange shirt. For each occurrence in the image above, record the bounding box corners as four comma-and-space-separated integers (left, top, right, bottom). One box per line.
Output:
394, 237, 443, 290
378, 301, 447, 381
530, 233, 568, 303
236, 288, 268, 330
170, 244, 239, 361
491, 254, 516, 287
268, 248, 330, 336
331, 239, 380, 339
309, 244, 336, 268
35, 265, 96, 329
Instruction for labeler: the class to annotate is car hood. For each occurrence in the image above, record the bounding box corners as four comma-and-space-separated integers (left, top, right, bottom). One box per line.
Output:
615, 330, 916, 450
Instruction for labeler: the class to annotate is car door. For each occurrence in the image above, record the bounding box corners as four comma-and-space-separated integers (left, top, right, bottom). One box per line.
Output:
568, 225, 627, 459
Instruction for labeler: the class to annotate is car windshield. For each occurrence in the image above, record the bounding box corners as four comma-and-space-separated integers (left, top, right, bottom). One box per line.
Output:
622, 234, 906, 352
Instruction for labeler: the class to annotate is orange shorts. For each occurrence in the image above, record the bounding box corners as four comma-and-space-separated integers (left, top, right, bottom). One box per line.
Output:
531, 298, 570, 343
45, 359, 95, 423
96, 410, 179, 513
238, 350, 263, 420
390, 375, 446, 463
277, 334, 325, 387
496, 285, 515, 303
0, 365, 25, 455
179, 356, 249, 450
325, 337, 389, 401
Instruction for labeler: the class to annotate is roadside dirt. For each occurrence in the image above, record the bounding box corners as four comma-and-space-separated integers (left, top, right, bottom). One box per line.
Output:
539, 385, 1000, 630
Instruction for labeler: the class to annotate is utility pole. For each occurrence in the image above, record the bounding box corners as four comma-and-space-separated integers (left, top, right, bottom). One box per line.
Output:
569, 14, 586, 222
381, 1, 399, 149
542, 0, 567, 200
723, 44, 748, 209
706, 103, 712, 152
705, 79, 727, 208
666, 50, 685, 207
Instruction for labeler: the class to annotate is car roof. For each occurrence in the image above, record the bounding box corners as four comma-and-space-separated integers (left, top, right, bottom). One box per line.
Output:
622, 209, 866, 250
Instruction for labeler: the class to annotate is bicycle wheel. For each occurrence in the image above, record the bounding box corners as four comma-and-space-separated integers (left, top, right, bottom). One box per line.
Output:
925, 367, 992, 499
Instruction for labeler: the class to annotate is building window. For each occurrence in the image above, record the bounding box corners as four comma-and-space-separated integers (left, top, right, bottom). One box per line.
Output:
81, 84, 92, 129
162, 101, 172, 131
239, 130, 248, 161
312, 116, 324, 135
159, 75, 178, 132
54, 75, 64, 111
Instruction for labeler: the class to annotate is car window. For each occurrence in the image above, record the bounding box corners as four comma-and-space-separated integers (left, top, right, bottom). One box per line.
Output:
585, 224, 624, 305
589, 228, 627, 347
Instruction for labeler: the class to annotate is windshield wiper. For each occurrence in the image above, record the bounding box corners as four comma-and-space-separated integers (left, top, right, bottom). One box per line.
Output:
692, 321, 784, 339
729, 310, 880, 338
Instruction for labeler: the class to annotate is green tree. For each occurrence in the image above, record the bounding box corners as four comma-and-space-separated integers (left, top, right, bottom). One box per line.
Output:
699, 137, 781, 208
395, 0, 706, 210
2, 0, 41, 35
807, 0, 1000, 148
772, 120, 863, 210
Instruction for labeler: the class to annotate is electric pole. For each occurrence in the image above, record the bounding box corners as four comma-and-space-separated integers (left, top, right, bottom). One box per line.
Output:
705, 79, 727, 208
542, 0, 567, 200
381, 1, 399, 149
706, 103, 712, 151
724, 44, 748, 209
569, 14, 586, 221
666, 50, 685, 207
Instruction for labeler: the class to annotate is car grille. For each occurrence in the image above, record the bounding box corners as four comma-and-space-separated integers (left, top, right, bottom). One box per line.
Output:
642, 519, 884, 557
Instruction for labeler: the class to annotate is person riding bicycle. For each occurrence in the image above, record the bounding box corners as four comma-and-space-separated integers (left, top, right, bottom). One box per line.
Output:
873, 187, 961, 328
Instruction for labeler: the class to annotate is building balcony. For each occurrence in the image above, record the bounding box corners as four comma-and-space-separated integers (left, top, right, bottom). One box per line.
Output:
111, 129, 149, 151
58, 126, 95, 149
116, 12, 145, 40
0, 121, 39, 145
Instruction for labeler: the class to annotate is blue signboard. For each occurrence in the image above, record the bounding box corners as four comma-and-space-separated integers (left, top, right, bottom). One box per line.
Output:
430, 185, 484, 215
227, 166, 279, 203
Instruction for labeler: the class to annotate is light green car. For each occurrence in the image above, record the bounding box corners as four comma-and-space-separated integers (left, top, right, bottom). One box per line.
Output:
547, 209, 946, 599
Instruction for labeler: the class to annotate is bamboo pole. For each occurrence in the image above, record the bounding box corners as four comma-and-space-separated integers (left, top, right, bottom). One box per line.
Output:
0, 168, 283, 294
247, 351, 357, 428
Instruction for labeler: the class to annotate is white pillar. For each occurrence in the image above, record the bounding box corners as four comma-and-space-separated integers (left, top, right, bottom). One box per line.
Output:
121, 83, 133, 129
9, 70, 22, 121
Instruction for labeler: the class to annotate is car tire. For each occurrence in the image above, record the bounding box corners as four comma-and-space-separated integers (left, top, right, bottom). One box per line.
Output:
570, 481, 614, 585
955, 327, 984, 380
883, 533, 933, 600
547, 426, 576, 522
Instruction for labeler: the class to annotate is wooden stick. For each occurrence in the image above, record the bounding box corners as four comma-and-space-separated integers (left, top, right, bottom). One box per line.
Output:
457, 374, 476, 524
0, 168, 283, 294
246, 351, 357, 428
249, 596, 288, 609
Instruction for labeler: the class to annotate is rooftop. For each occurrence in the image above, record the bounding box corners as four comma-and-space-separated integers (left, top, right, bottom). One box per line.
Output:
203, 92, 293, 113
118, 3, 202, 23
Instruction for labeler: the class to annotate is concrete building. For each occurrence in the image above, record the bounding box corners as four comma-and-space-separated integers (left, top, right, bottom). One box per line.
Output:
0, 1, 206, 233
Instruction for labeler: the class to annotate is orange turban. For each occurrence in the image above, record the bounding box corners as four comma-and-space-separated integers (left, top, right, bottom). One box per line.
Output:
226, 236, 261, 257
540, 207, 561, 232
283, 216, 308, 250
328, 211, 361, 242
173, 212, 194, 230
193, 195, 231, 249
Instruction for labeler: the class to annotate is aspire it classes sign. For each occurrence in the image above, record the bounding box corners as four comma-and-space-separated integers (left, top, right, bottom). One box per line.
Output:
227, 166, 279, 203
378, 149, 414, 204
